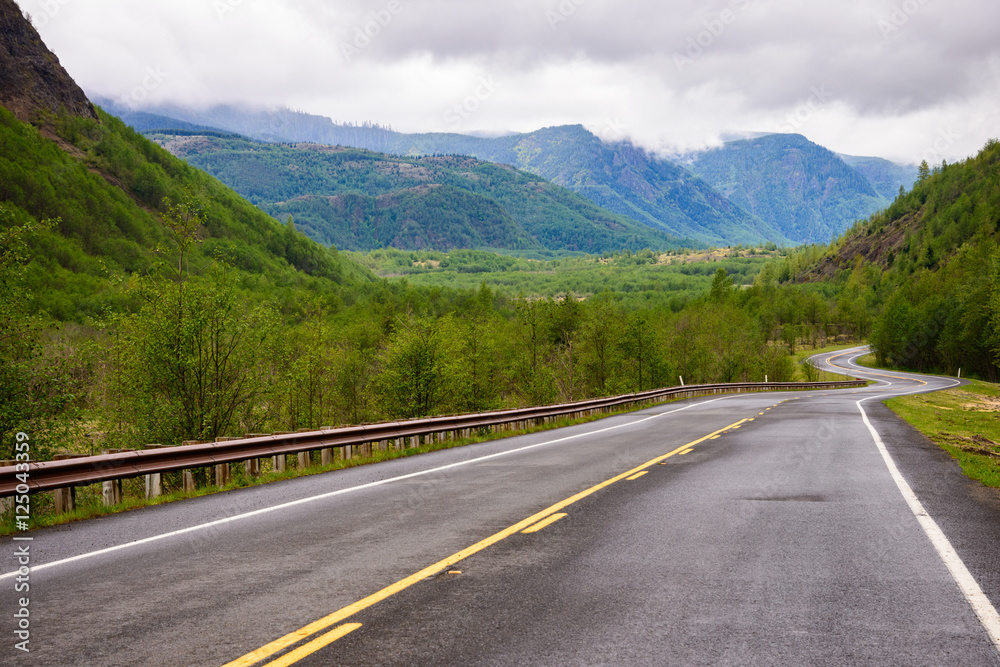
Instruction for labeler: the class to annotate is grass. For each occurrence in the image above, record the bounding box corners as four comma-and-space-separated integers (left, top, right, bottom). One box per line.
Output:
886, 379, 1000, 489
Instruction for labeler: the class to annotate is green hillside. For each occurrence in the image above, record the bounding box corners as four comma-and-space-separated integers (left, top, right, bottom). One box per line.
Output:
839, 154, 918, 201
781, 140, 1000, 380
689, 134, 892, 244
0, 108, 371, 321
100, 100, 785, 247
151, 133, 686, 254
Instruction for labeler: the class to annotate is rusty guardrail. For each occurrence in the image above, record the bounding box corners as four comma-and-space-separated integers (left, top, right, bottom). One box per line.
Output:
0, 379, 864, 500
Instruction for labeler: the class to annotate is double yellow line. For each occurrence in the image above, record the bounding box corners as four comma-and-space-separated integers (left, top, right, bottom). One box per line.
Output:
223, 417, 750, 667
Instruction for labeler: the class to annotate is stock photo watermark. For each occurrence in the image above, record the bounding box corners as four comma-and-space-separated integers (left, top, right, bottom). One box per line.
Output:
214, 0, 244, 21
546, 0, 588, 31
920, 127, 960, 165
673, 0, 752, 72
877, 0, 933, 39
442, 76, 502, 130
11, 432, 32, 653
26, 0, 72, 28
777, 84, 834, 133
117, 65, 169, 107
601, 117, 629, 140
340, 0, 405, 64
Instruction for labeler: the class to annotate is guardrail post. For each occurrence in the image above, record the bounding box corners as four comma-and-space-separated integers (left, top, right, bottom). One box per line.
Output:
101, 449, 124, 506
297, 451, 312, 469
242, 434, 268, 477
0, 460, 14, 513
321, 448, 333, 466
145, 473, 162, 500
142, 446, 170, 500
215, 463, 231, 487
51, 454, 79, 513
183, 470, 196, 493
273, 454, 286, 472
54, 484, 77, 513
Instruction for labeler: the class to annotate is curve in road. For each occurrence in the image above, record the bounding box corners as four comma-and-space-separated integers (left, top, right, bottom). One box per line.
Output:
4, 347, 1000, 665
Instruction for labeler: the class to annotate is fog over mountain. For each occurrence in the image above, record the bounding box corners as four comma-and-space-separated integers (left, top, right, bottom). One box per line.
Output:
20, 0, 1000, 164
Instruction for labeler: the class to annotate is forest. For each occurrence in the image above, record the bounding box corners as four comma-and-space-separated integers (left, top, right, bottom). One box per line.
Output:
3, 93, 998, 469
775, 140, 1000, 381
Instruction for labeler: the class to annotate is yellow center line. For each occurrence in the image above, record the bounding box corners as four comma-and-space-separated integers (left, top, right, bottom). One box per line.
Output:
709, 436, 721, 440
522, 513, 568, 533
679, 448, 694, 455
221, 417, 749, 667
261, 624, 362, 667
626, 471, 649, 480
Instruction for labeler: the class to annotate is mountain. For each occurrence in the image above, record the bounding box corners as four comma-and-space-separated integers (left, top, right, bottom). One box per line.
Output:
0, 3, 370, 322
687, 134, 911, 244
0, 0, 96, 122
789, 139, 1000, 379
96, 100, 789, 247
838, 154, 919, 201
150, 133, 686, 254
442, 124, 788, 247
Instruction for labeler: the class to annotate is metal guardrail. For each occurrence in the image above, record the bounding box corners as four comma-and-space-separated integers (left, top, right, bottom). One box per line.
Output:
0, 379, 865, 497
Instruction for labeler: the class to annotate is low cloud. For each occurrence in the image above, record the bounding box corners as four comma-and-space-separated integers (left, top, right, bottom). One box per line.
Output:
26, 0, 1000, 163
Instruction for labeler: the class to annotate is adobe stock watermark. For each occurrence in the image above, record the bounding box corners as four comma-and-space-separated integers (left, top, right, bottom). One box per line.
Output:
673, 0, 752, 72
877, 0, 932, 40
601, 116, 629, 140
12, 432, 32, 653
777, 84, 834, 133
919, 127, 960, 168
214, 0, 244, 21
546, 0, 587, 31
340, 0, 406, 64
442, 76, 501, 130
27, 0, 73, 29
117, 65, 169, 108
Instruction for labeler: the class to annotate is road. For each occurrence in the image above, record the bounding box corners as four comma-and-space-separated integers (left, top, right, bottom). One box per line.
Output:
4, 347, 1000, 665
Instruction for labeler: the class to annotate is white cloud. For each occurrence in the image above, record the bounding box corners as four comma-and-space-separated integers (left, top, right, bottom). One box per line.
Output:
25, 0, 1000, 163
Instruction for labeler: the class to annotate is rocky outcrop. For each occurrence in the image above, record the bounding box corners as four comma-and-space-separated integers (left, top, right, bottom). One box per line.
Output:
0, 0, 97, 122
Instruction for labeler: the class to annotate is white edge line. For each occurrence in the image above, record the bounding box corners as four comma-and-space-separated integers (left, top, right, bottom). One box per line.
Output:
856, 379, 1000, 652
0, 395, 736, 580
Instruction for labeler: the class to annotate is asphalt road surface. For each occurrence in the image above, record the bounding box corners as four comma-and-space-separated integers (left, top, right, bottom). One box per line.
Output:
4, 347, 1000, 665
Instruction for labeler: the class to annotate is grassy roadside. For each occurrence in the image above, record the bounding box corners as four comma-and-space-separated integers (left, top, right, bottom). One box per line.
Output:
886, 379, 1000, 489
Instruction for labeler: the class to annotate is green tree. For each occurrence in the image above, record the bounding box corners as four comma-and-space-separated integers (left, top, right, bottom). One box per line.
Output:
104, 266, 277, 447
917, 160, 930, 182
375, 317, 441, 418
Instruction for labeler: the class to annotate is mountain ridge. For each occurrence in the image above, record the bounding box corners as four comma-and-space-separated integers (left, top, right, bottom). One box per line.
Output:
96, 100, 788, 246
151, 132, 688, 254
687, 133, 915, 244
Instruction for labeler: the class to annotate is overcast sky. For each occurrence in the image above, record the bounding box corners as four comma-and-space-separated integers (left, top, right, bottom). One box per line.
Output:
22, 0, 1000, 164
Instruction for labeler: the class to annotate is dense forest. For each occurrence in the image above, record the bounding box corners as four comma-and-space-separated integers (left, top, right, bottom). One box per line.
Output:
776, 139, 1000, 380
0, 102, 857, 462
5, 97, 997, 467
688, 133, 908, 244
111, 101, 783, 246
4, 10, 997, 465
150, 133, 686, 254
